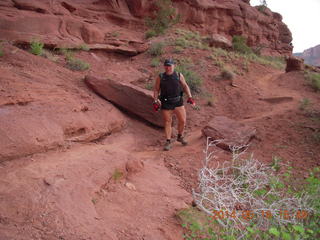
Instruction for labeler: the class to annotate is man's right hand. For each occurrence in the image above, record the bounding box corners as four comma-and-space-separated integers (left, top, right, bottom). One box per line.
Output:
153, 100, 160, 112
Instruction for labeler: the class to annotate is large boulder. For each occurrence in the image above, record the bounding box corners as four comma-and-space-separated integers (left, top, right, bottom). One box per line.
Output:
85, 75, 164, 127
202, 116, 256, 151
286, 56, 304, 72
204, 34, 232, 49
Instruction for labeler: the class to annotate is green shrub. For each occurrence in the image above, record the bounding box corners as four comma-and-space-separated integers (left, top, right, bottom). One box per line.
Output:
175, 37, 188, 48
112, 169, 123, 181
67, 57, 90, 71
173, 46, 183, 54
232, 35, 253, 54
30, 40, 44, 56
145, 30, 157, 39
305, 71, 320, 91
148, 42, 165, 56
175, 60, 202, 93
220, 68, 235, 80
145, 0, 180, 37
42, 49, 59, 62
77, 44, 90, 51
145, 82, 154, 90
0, 45, 3, 57
299, 98, 311, 111
150, 58, 160, 67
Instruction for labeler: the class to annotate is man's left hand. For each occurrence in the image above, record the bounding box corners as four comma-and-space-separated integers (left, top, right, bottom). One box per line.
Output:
187, 97, 195, 106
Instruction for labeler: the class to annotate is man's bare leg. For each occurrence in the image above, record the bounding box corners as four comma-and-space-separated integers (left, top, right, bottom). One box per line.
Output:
174, 106, 186, 135
162, 109, 173, 139
162, 109, 173, 150
174, 106, 188, 145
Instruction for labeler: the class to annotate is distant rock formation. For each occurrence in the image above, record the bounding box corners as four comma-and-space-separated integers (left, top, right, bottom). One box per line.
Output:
294, 44, 320, 67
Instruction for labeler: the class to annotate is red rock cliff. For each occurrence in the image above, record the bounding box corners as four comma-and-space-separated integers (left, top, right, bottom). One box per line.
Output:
0, 0, 292, 55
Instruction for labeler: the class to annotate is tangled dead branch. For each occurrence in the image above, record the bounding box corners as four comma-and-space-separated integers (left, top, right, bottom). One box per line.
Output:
192, 138, 313, 234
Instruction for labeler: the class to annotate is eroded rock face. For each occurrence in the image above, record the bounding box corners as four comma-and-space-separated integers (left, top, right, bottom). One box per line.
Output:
85, 75, 164, 127
0, 43, 127, 162
0, 0, 292, 56
0, 0, 148, 55
202, 116, 256, 151
286, 56, 304, 72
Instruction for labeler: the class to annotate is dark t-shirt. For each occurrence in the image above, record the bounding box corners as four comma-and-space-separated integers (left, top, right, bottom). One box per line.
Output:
159, 71, 182, 98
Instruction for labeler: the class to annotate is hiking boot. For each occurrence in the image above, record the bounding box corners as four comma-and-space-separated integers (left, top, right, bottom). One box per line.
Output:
163, 140, 172, 151
177, 135, 188, 146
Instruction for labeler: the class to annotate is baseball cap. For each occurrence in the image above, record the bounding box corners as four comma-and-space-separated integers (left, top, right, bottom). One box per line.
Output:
164, 59, 175, 66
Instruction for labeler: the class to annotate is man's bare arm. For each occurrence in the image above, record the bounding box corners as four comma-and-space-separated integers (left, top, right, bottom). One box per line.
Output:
153, 76, 161, 101
179, 73, 192, 98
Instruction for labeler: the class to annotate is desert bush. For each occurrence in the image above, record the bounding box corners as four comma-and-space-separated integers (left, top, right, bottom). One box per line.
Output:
299, 98, 311, 111
220, 68, 235, 80
148, 42, 165, 56
173, 46, 183, 54
145, 0, 180, 37
77, 44, 90, 51
67, 57, 90, 71
145, 30, 157, 39
150, 58, 160, 67
175, 59, 202, 93
0, 44, 3, 57
30, 40, 44, 56
232, 35, 253, 54
42, 49, 59, 62
112, 169, 123, 181
305, 71, 320, 91
145, 82, 154, 90
175, 37, 188, 48
182, 139, 319, 240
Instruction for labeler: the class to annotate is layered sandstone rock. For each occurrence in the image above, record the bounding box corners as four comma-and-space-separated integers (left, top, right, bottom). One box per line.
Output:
202, 116, 256, 151
85, 75, 164, 127
0, 43, 126, 162
0, 0, 292, 55
285, 56, 304, 72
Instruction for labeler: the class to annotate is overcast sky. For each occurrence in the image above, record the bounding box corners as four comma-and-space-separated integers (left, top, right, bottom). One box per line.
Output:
250, 0, 320, 53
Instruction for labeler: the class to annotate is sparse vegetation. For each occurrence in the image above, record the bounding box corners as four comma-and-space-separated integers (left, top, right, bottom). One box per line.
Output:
148, 42, 165, 56
42, 49, 59, 62
300, 98, 311, 111
145, 82, 154, 90
30, 39, 44, 56
173, 29, 208, 50
55, 47, 90, 71
77, 44, 90, 51
220, 68, 235, 80
91, 198, 97, 205
175, 59, 202, 93
180, 140, 320, 240
232, 35, 253, 54
173, 46, 183, 54
66, 57, 90, 71
112, 169, 123, 181
145, 0, 180, 38
150, 57, 160, 67
0, 42, 3, 57
305, 71, 320, 91
257, 0, 268, 14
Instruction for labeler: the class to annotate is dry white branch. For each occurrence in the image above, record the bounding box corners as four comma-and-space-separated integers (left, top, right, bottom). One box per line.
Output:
193, 138, 314, 234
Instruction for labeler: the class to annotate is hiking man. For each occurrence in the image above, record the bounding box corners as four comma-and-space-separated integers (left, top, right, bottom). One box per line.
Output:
153, 59, 195, 151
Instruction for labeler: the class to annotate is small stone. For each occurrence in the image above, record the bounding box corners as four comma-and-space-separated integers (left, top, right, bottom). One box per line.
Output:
125, 182, 136, 191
